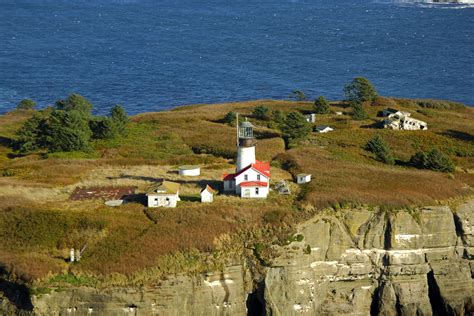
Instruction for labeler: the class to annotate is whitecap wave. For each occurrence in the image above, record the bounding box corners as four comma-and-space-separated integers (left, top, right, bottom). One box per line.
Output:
374, 0, 474, 9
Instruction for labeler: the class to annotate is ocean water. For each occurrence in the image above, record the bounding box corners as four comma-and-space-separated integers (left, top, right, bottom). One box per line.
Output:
0, 0, 473, 115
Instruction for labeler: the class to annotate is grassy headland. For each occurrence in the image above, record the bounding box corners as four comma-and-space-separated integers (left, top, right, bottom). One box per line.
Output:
0, 97, 473, 290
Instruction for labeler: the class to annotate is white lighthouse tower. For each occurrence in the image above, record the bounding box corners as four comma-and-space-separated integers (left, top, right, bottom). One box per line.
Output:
236, 116, 256, 172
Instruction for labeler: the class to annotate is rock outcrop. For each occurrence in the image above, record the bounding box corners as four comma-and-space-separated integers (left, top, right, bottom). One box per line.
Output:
10, 200, 474, 315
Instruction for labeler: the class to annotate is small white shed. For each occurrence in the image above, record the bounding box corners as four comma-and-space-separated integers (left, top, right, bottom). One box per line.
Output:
200, 185, 216, 203
297, 174, 312, 184
315, 126, 334, 133
146, 181, 181, 208
179, 165, 200, 176
305, 113, 316, 123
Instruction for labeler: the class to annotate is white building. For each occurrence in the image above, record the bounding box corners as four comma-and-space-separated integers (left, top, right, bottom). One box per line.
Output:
305, 113, 316, 123
146, 181, 180, 208
200, 185, 216, 203
179, 165, 200, 176
223, 118, 270, 199
315, 126, 334, 133
384, 112, 428, 131
296, 174, 311, 184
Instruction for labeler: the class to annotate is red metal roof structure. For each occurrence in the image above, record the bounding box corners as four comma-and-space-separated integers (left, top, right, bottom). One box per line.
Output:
240, 181, 268, 187
222, 160, 271, 181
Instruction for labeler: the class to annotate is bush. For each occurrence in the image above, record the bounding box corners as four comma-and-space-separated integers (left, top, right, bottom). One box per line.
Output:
253, 105, 270, 120
55, 93, 93, 115
416, 99, 465, 110
366, 135, 395, 165
314, 96, 330, 114
410, 149, 455, 173
110, 104, 128, 135
290, 90, 307, 101
223, 111, 236, 124
351, 102, 369, 120
16, 99, 36, 110
344, 77, 377, 103
281, 112, 312, 144
14, 115, 44, 153
90, 116, 118, 139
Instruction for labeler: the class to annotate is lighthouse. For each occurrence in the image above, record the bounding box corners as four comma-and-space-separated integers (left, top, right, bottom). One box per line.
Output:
223, 114, 271, 198
236, 118, 256, 172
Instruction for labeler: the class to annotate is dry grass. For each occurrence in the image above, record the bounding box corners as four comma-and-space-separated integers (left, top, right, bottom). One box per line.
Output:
289, 146, 471, 209
0, 99, 473, 284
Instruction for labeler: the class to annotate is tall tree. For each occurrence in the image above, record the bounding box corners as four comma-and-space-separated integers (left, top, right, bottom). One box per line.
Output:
14, 115, 43, 152
41, 110, 92, 152
281, 112, 312, 143
314, 96, 330, 114
344, 77, 378, 103
55, 93, 93, 115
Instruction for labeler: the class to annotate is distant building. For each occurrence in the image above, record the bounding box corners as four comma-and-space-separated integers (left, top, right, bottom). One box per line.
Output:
296, 174, 312, 184
305, 113, 316, 123
335, 111, 343, 116
383, 112, 428, 130
315, 126, 334, 133
200, 185, 216, 203
179, 165, 200, 176
146, 181, 180, 208
222, 118, 271, 199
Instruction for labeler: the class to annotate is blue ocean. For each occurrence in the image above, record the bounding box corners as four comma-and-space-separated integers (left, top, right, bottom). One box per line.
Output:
0, 0, 473, 115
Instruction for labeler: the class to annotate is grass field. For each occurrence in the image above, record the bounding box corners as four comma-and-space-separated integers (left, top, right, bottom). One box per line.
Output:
0, 98, 472, 288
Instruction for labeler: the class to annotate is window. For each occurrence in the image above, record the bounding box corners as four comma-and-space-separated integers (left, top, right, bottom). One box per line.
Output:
255, 187, 259, 195
244, 174, 248, 181
257, 174, 260, 181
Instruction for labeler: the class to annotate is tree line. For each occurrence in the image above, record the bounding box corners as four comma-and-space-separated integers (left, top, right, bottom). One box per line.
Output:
14, 94, 128, 153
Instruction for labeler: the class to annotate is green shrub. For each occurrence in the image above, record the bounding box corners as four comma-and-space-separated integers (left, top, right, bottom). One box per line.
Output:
351, 102, 369, 120
223, 111, 236, 124
410, 149, 455, 173
366, 135, 395, 165
290, 90, 307, 101
314, 96, 330, 114
16, 99, 37, 110
253, 105, 270, 120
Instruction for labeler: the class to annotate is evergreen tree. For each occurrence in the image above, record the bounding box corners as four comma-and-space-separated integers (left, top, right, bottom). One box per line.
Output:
314, 96, 330, 114
281, 112, 312, 143
14, 115, 43, 152
344, 77, 378, 103
90, 117, 117, 139
55, 93, 93, 115
41, 110, 92, 152
253, 105, 269, 120
223, 111, 236, 124
351, 101, 369, 120
410, 149, 454, 173
110, 104, 128, 135
366, 135, 395, 165
272, 110, 286, 125
16, 99, 36, 110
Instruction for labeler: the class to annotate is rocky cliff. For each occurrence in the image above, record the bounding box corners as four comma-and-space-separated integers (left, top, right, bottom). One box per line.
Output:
9, 200, 474, 315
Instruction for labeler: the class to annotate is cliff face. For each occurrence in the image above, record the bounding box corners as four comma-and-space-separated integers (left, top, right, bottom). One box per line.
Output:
265, 204, 473, 315
25, 201, 474, 315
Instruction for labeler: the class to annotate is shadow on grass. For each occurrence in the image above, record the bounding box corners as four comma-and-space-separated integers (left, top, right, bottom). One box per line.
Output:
180, 195, 201, 202
441, 130, 473, 142
360, 120, 384, 129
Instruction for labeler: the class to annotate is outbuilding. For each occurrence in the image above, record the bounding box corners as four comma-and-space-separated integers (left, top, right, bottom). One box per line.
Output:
146, 181, 180, 208
200, 185, 216, 203
305, 113, 316, 123
179, 165, 200, 176
296, 174, 312, 184
314, 126, 334, 133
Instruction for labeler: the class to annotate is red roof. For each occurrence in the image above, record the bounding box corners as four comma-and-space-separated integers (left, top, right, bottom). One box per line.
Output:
223, 160, 270, 181
240, 181, 268, 187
